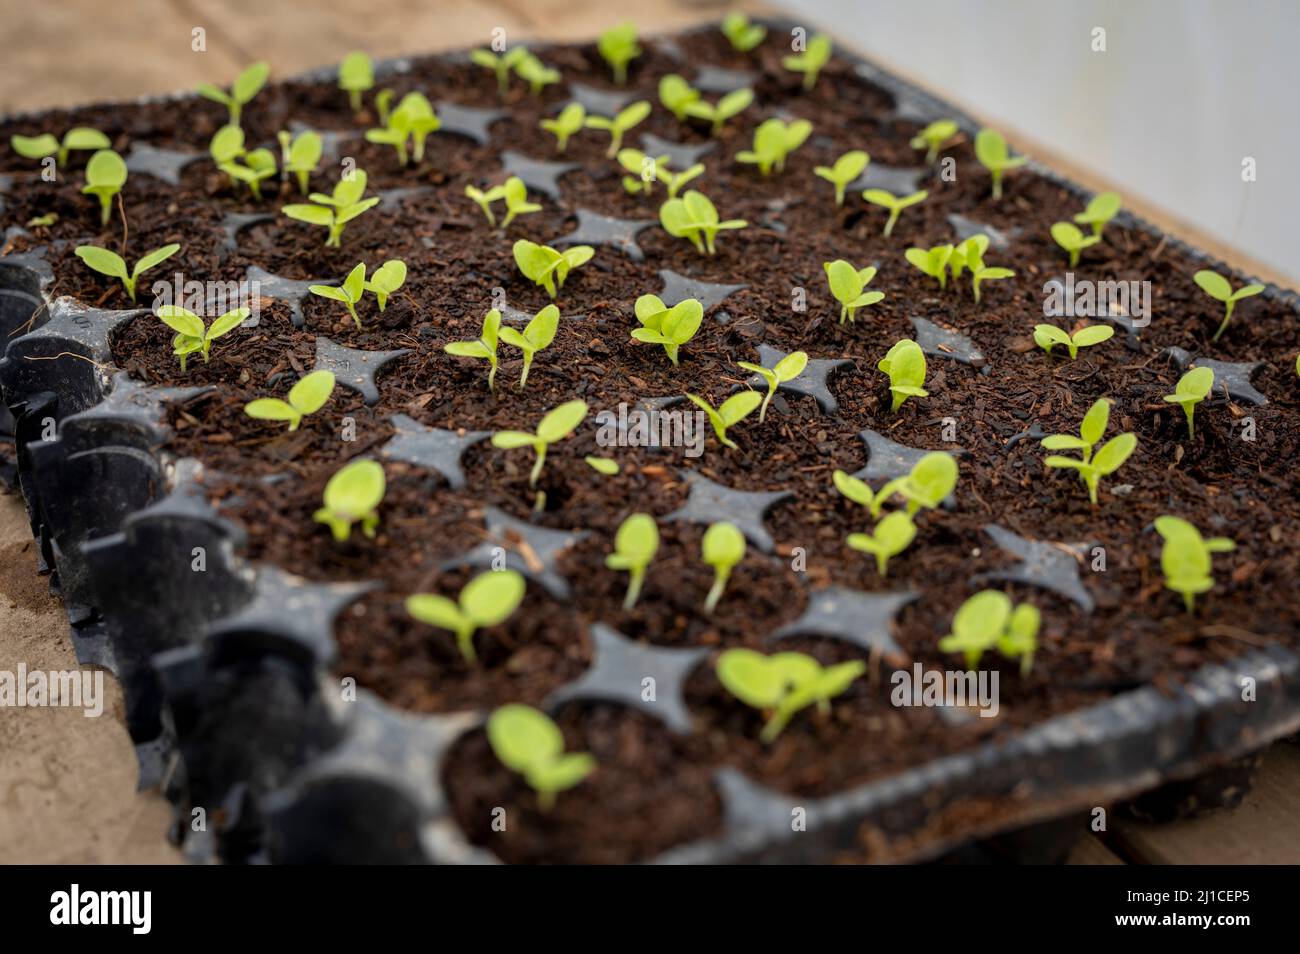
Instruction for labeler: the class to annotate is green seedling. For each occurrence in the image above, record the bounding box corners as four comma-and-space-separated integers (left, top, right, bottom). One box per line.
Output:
660, 162, 705, 199
832, 469, 895, 520
540, 103, 587, 153
836, 455, 958, 520
847, 510, 916, 577
618, 149, 668, 195
949, 234, 1015, 302
910, 119, 958, 163
157, 304, 249, 372
338, 51, 374, 112
282, 169, 380, 247
27, 214, 57, 228
277, 129, 322, 194
513, 240, 594, 298
10, 127, 110, 167
702, 521, 745, 614
716, 648, 864, 743
82, 150, 126, 226
1154, 516, 1235, 614
585, 456, 620, 475
73, 243, 179, 302
630, 295, 703, 366
515, 53, 560, 96
499, 304, 560, 388
1032, 322, 1114, 360
197, 61, 270, 125
658, 74, 701, 121
500, 177, 542, 228
823, 260, 884, 324
313, 458, 386, 544
814, 150, 868, 206
470, 45, 530, 96
722, 12, 767, 51
686, 390, 763, 451
683, 88, 754, 137
364, 259, 406, 311
365, 100, 413, 165
606, 512, 658, 609
737, 350, 807, 423
244, 370, 336, 431
1163, 366, 1214, 439
465, 183, 506, 226
310, 262, 367, 327
1040, 397, 1137, 504
877, 339, 928, 412
375, 89, 395, 125
444, 309, 503, 391
659, 190, 748, 255
212, 127, 276, 199
863, 188, 927, 238
487, 704, 594, 810
584, 100, 651, 157
737, 117, 812, 175
1050, 221, 1100, 267
371, 91, 440, 164
782, 33, 832, 90
938, 591, 1039, 675
1193, 269, 1265, 342
491, 399, 588, 486
1073, 191, 1121, 238
904, 244, 953, 289
974, 128, 1026, 199
597, 22, 641, 85
407, 570, 526, 664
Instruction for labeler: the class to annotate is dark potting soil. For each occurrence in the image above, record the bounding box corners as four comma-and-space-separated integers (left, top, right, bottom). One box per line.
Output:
3, 27, 1298, 864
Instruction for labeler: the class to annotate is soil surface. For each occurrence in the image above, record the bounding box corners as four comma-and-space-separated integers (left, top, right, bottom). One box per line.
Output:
2, 27, 1298, 864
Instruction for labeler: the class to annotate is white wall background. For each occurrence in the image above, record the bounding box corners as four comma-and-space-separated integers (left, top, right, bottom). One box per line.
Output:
780, 0, 1300, 283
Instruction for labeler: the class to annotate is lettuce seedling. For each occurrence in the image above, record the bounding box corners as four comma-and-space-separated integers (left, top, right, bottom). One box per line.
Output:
835, 455, 958, 519
716, 648, 864, 743
540, 103, 587, 153
938, 590, 1039, 674
630, 295, 703, 365
683, 88, 754, 136
73, 243, 179, 302
949, 233, 1015, 302
878, 339, 928, 412
487, 703, 595, 810
500, 177, 542, 229
157, 304, 249, 372
909, 119, 958, 163
832, 469, 895, 520
197, 61, 270, 125
782, 34, 832, 90
1154, 516, 1235, 614
606, 512, 658, 609
310, 262, 367, 327
1041, 398, 1137, 504
617, 149, 668, 196
513, 240, 594, 298
375, 89, 395, 125
722, 12, 767, 51
1073, 191, 1121, 238
847, 510, 916, 577
1163, 366, 1214, 439
584, 100, 651, 157
278, 129, 322, 194
974, 128, 1026, 199
282, 169, 380, 247
367, 92, 440, 165
444, 309, 502, 391
686, 390, 763, 451
737, 350, 807, 423
737, 118, 813, 175
465, 183, 506, 226
83, 150, 126, 226
702, 521, 745, 614
364, 259, 406, 311
597, 22, 641, 85
11, 127, 110, 167
244, 370, 336, 431
338, 51, 374, 112
313, 458, 385, 543
470, 46, 530, 96
658, 74, 701, 121
1032, 323, 1114, 360
1050, 222, 1100, 267
515, 53, 560, 96
823, 260, 884, 324
904, 244, 953, 289
862, 188, 927, 238
1193, 269, 1265, 342
491, 399, 588, 486
814, 150, 868, 206
659, 190, 748, 255
218, 138, 277, 200
499, 304, 559, 388
407, 570, 526, 664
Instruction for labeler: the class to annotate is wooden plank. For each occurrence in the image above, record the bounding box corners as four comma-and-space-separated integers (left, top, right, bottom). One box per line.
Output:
1067, 834, 1126, 865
